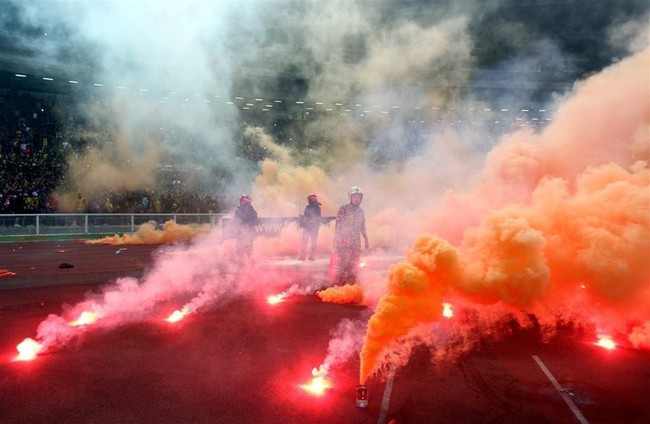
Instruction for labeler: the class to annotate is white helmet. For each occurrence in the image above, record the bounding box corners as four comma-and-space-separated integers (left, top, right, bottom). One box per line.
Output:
348, 186, 363, 196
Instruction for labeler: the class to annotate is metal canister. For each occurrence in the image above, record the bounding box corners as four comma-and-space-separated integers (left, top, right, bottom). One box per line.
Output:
355, 385, 368, 408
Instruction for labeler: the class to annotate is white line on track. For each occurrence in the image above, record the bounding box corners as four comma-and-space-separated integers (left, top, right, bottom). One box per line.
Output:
532, 355, 590, 424
377, 369, 396, 424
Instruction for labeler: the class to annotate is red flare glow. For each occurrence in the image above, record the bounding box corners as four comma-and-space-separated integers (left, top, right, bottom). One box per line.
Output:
300, 368, 332, 396
359, 262, 367, 268
165, 309, 188, 323
69, 311, 101, 327
267, 293, 287, 305
442, 302, 453, 318
14, 338, 43, 361
595, 334, 616, 350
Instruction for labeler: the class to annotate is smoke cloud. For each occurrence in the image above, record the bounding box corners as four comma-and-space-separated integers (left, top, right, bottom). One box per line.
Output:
4, 0, 648, 386
317, 284, 367, 305
30, 230, 282, 353
5, 0, 644, 206
86, 220, 210, 245
359, 48, 649, 383
312, 318, 368, 380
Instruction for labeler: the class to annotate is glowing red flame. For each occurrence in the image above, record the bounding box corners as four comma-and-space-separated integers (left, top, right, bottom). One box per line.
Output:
69, 311, 101, 327
267, 293, 287, 305
300, 368, 332, 396
14, 338, 43, 361
442, 302, 453, 318
165, 309, 188, 323
595, 334, 616, 350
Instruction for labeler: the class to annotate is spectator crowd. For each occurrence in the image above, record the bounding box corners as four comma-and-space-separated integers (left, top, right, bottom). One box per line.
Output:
1, 88, 224, 215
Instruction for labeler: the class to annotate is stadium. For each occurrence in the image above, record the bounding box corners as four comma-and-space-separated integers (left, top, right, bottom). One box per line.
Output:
1, 1, 648, 423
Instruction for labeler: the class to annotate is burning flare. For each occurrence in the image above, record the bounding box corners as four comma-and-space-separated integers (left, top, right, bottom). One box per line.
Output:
442, 302, 453, 318
596, 334, 616, 350
165, 308, 189, 323
300, 368, 332, 396
267, 293, 287, 305
69, 311, 101, 327
14, 338, 44, 361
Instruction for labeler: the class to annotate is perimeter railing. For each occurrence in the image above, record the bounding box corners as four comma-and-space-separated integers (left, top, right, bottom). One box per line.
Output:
0, 213, 227, 238
0, 213, 338, 239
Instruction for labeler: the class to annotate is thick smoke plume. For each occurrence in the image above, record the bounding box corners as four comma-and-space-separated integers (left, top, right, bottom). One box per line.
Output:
317, 284, 366, 306
359, 48, 649, 383
86, 220, 211, 245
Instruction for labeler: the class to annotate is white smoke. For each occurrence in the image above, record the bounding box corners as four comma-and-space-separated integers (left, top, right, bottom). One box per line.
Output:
313, 318, 368, 378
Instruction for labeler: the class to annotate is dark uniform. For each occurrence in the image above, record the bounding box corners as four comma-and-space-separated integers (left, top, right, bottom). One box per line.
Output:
299, 194, 322, 260
234, 194, 258, 265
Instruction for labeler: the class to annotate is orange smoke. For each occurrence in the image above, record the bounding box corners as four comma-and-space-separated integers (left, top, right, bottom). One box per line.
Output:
458, 207, 550, 307
359, 236, 461, 383
358, 48, 650, 384
317, 284, 365, 305
359, 161, 649, 382
629, 322, 650, 349
86, 220, 210, 245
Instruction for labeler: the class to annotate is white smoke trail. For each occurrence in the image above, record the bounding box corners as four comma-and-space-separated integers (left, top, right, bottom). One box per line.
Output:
313, 318, 367, 378
28, 231, 264, 352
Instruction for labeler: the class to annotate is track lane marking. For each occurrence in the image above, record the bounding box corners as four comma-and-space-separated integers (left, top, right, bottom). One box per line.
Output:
532, 355, 589, 424
377, 369, 395, 424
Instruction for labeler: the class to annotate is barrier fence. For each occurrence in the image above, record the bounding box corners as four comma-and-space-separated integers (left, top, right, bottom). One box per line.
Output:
0, 214, 336, 239
0, 213, 226, 238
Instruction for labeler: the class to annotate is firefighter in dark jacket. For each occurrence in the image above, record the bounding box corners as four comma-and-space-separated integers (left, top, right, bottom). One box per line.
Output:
299, 194, 322, 261
234, 194, 258, 265
330, 186, 369, 284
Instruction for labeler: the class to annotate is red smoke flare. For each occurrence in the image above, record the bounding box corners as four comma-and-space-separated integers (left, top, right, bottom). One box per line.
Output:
300, 368, 332, 396
14, 338, 43, 361
442, 302, 453, 318
69, 311, 101, 327
595, 334, 616, 350
165, 309, 188, 323
267, 293, 287, 305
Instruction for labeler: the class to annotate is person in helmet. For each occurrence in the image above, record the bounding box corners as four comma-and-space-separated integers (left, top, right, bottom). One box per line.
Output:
330, 186, 369, 284
234, 194, 258, 265
299, 194, 322, 261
